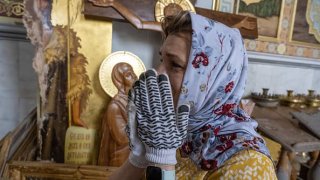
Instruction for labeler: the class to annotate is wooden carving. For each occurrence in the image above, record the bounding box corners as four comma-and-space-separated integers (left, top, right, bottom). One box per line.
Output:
98, 63, 137, 167
84, 0, 258, 39
86, 0, 161, 31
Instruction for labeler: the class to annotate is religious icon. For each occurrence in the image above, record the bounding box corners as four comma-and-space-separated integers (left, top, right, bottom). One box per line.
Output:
305, 0, 320, 43
98, 51, 145, 166
25, 0, 114, 164
237, 0, 283, 38
68, 53, 92, 128
291, 0, 320, 45
154, 0, 195, 22
42, 25, 93, 162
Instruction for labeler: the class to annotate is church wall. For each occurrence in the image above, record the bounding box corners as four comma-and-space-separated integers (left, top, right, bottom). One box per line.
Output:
0, 40, 36, 139
111, 21, 162, 69
112, 21, 320, 97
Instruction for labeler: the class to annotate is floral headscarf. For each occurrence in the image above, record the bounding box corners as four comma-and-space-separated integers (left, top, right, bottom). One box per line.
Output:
178, 13, 270, 171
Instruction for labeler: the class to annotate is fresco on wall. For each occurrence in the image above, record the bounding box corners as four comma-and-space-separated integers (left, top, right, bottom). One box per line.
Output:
238, 0, 283, 38
291, 0, 320, 45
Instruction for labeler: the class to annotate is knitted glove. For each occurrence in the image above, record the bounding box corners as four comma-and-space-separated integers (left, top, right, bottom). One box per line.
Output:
136, 69, 190, 165
126, 87, 148, 168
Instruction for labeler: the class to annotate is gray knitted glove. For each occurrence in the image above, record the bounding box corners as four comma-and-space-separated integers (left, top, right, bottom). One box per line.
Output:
135, 69, 190, 165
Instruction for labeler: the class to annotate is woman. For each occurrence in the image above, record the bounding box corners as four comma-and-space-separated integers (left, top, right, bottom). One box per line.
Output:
110, 11, 277, 179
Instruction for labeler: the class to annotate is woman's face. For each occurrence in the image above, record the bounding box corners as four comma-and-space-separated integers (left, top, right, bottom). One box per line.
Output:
157, 32, 191, 107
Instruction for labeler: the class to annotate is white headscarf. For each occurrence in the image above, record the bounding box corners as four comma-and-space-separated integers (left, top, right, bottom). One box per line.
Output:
178, 13, 269, 170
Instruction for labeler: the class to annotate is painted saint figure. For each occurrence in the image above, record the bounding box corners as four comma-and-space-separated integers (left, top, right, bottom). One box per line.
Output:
98, 62, 137, 166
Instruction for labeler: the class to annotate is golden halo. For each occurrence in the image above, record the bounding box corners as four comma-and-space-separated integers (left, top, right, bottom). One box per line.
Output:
99, 51, 146, 97
155, 0, 195, 22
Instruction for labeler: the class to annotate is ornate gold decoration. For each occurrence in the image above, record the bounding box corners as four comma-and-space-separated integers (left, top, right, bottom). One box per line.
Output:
0, 0, 24, 17
277, 43, 286, 54
7, 161, 116, 179
155, 0, 195, 22
306, 0, 320, 43
99, 51, 146, 97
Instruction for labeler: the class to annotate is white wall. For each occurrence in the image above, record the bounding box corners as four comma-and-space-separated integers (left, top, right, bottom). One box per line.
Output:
0, 40, 36, 139
245, 62, 320, 96
194, 0, 212, 9
312, 70, 320, 91
112, 22, 162, 69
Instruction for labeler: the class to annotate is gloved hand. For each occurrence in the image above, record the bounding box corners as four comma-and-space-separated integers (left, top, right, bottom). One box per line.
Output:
135, 69, 190, 165
126, 87, 148, 168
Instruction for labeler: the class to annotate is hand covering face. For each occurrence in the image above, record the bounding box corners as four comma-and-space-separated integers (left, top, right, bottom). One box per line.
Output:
178, 12, 270, 170
128, 69, 190, 165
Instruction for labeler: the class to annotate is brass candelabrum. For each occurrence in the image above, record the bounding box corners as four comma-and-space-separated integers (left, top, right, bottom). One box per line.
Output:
279, 90, 306, 108
305, 90, 320, 108
251, 89, 320, 108
251, 88, 280, 107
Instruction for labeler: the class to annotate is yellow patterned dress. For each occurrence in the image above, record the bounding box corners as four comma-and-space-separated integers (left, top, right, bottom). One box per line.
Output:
176, 150, 277, 180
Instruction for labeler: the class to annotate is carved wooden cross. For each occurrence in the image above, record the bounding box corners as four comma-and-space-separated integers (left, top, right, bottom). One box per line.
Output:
84, 0, 258, 39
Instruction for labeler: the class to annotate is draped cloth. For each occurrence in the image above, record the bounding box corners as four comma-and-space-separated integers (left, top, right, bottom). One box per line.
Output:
178, 13, 270, 171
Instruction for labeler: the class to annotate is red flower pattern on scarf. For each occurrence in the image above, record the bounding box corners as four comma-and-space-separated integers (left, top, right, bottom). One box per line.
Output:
242, 137, 260, 149
225, 81, 234, 93
218, 133, 237, 143
213, 126, 221, 135
192, 52, 209, 68
214, 103, 236, 116
216, 133, 237, 152
216, 141, 234, 152
214, 103, 246, 122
